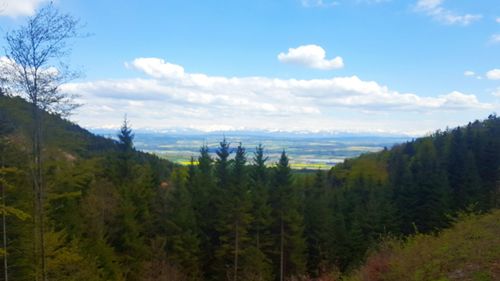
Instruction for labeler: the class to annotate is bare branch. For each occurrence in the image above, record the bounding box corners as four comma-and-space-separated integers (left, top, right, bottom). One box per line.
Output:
3, 3, 83, 115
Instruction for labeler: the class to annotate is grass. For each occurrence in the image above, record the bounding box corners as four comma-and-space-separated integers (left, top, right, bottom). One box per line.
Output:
345, 209, 500, 281
168, 158, 334, 170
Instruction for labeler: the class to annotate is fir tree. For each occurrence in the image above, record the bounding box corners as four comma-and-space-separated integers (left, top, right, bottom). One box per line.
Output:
248, 144, 273, 281
411, 140, 451, 232
116, 116, 135, 181
165, 168, 202, 280
215, 143, 253, 281
271, 151, 306, 281
216, 138, 232, 189
304, 171, 332, 277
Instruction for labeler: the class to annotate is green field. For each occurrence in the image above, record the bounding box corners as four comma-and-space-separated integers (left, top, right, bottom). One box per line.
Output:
122, 132, 411, 169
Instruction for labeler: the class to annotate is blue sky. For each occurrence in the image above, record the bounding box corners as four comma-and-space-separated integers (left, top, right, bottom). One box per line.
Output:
0, 0, 499, 135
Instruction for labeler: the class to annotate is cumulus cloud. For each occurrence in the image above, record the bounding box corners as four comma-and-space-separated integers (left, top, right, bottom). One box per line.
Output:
125, 58, 185, 79
278, 45, 344, 70
301, 0, 339, 8
415, 0, 481, 25
486, 69, 500, 80
0, 0, 49, 17
61, 57, 493, 132
464, 70, 482, 80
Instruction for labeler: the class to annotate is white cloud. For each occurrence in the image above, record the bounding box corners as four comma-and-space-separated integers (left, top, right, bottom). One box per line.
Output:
357, 0, 391, 3
125, 57, 185, 79
490, 34, 500, 44
438, 91, 486, 110
301, 0, 391, 7
0, 0, 49, 17
486, 69, 500, 80
496, 17, 500, 23
301, 0, 339, 8
415, 0, 482, 25
278, 45, 344, 70
60, 57, 493, 132
463, 70, 482, 80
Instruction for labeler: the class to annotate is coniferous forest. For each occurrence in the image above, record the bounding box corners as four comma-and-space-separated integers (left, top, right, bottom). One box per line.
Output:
0, 3, 499, 281
0, 94, 499, 281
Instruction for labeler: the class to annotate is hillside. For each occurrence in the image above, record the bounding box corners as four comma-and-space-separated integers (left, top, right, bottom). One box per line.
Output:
0, 94, 116, 155
0, 93, 499, 281
0, 94, 174, 175
346, 210, 500, 281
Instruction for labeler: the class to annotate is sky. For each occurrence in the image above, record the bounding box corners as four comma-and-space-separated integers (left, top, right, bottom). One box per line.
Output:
0, 0, 499, 135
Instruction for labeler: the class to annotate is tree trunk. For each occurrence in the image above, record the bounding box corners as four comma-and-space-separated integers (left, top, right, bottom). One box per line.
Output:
233, 220, 239, 281
256, 229, 261, 281
1, 181, 7, 281
280, 215, 284, 281
1, 145, 8, 281
33, 103, 46, 281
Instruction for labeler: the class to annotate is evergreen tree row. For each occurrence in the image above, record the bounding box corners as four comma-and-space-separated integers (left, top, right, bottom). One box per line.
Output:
0, 95, 499, 280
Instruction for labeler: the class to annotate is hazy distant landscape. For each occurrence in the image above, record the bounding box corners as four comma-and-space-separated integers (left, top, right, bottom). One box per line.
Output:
1, 1, 499, 281
93, 129, 412, 169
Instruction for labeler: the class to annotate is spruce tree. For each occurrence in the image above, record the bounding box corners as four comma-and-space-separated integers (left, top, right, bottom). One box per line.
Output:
216, 138, 231, 189
192, 145, 218, 278
448, 128, 483, 211
117, 116, 135, 181
304, 171, 332, 277
248, 144, 273, 281
165, 168, 202, 280
411, 140, 451, 232
271, 151, 306, 281
215, 143, 254, 280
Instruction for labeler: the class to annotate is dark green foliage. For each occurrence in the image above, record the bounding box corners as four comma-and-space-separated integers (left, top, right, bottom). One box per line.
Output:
214, 143, 254, 280
1, 94, 500, 280
271, 151, 307, 280
248, 144, 274, 281
164, 168, 202, 280
215, 138, 231, 189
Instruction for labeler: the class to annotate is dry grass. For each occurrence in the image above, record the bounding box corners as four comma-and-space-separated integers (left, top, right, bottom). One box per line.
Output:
345, 210, 500, 281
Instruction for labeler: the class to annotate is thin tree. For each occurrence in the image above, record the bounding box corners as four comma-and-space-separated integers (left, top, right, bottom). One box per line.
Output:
3, 4, 82, 281
117, 115, 135, 180
0, 113, 13, 281
272, 150, 306, 281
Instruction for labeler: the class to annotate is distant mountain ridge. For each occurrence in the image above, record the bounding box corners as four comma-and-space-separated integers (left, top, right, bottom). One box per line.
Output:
90, 127, 417, 139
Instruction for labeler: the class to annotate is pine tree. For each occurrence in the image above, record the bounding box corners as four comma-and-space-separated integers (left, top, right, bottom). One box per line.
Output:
248, 144, 273, 281
117, 116, 135, 180
216, 138, 231, 189
448, 128, 482, 210
165, 168, 202, 280
329, 191, 349, 270
112, 117, 153, 280
411, 140, 451, 232
271, 151, 306, 281
215, 143, 254, 281
304, 171, 332, 277
192, 145, 219, 279
389, 146, 418, 234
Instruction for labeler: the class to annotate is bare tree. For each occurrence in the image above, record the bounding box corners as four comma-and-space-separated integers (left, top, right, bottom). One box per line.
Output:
3, 4, 82, 281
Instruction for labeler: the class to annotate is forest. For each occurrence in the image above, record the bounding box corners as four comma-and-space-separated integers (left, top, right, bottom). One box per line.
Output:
0, 4, 499, 281
0, 93, 499, 281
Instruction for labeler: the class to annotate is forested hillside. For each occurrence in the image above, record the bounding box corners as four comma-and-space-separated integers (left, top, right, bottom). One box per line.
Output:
346, 210, 500, 281
0, 95, 174, 280
1, 93, 499, 281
